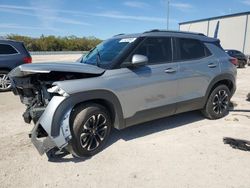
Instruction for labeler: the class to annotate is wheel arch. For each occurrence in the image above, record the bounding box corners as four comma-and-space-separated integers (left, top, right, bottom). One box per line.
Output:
72, 99, 116, 128
51, 89, 125, 137
205, 73, 236, 103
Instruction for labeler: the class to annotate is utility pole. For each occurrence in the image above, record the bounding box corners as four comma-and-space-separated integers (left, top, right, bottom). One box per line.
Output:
167, 0, 170, 30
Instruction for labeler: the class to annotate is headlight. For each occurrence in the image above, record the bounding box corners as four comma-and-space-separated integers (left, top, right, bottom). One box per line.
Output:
47, 85, 69, 97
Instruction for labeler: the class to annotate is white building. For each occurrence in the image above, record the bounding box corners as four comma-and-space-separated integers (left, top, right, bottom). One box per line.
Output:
179, 12, 250, 55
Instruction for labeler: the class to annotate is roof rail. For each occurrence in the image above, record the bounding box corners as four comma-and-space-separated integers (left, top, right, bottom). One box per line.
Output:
143, 29, 205, 36
144, 29, 161, 33
113, 33, 125, 37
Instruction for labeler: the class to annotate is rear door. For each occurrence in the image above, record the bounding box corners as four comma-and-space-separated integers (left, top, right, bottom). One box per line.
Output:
174, 38, 220, 113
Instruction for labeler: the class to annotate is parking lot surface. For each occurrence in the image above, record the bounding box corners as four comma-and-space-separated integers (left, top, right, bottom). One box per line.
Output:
0, 55, 250, 188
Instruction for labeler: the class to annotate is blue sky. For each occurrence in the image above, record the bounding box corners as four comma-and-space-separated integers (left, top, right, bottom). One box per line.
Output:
0, 0, 250, 39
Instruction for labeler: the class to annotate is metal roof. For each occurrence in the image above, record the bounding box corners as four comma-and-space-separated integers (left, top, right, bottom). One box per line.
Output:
179, 11, 250, 25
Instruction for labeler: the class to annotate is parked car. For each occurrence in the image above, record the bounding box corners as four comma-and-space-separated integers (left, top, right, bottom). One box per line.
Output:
0, 39, 32, 92
9, 30, 237, 158
225, 49, 247, 68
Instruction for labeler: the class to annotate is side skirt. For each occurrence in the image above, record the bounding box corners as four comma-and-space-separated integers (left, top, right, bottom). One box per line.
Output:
124, 97, 206, 128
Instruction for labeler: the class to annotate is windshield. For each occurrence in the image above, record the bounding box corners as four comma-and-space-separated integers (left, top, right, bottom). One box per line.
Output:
81, 37, 137, 68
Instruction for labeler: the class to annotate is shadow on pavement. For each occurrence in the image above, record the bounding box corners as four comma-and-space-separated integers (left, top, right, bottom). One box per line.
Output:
49, 110, 205, 163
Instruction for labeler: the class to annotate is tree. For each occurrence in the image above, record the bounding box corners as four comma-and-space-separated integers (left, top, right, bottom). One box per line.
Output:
6, 34, 102, 51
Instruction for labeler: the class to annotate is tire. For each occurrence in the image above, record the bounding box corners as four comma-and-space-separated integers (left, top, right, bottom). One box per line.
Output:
238, 61, 245, 68
69, 103, 112, 157
202, 85, 231, 120
0, 70, 11, 92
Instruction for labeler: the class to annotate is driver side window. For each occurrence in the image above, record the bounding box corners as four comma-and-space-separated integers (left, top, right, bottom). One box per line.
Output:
126, 37, 173, 65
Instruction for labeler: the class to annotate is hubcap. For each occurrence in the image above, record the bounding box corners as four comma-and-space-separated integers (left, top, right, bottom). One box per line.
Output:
80, 114, 108, 151
0, 74, 11, 90
212, 90, 229, 115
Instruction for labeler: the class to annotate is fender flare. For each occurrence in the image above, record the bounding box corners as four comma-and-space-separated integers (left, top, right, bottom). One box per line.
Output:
204, 73, 236, 102
51, 89, 124, 137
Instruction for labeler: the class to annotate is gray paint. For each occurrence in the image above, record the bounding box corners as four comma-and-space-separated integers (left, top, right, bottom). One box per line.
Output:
9, 62, 104, 77
9, 31, 237, 155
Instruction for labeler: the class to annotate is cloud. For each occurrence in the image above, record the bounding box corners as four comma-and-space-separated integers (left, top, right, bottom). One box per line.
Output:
241, 0, 250, 5
44, 16, 90, 26
89, 11, 165, 22
0, 6, 90, 26
170, 2, 193, 11
0, 23, 59, 31
29, 0, 89, 27
30, 0, 60, 28
123, 1, 150, 9
0, 4, 165, 23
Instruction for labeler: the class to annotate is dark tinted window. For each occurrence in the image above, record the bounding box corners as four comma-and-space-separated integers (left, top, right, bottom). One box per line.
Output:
0, 44, 18, 55
176, 38, 210, 61
130, 37, 172, 64
234, 50, 242, 55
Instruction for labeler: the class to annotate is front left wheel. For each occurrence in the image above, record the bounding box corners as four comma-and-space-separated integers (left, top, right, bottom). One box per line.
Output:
69, 103, 112, 157
0, 70, 11, 92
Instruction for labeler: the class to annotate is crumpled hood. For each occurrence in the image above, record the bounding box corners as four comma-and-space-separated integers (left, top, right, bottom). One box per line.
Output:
9, 62, 105, 77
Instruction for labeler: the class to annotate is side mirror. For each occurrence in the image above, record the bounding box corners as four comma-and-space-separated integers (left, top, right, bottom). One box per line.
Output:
131, 54, 148, 67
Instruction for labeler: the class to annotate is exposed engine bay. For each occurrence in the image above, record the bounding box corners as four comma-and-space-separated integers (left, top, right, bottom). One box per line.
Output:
12, 71, 98, 124
8, 62, 106, 157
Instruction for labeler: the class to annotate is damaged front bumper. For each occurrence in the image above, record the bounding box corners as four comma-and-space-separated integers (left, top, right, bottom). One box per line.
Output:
30, 124, 56, 155
29, 96, 72, 155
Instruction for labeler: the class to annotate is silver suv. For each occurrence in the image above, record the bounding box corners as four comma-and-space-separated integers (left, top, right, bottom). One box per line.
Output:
9, 30, 237, 158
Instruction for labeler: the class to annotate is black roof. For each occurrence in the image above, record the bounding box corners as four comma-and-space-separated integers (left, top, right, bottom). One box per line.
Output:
0, 39, 22, 44
179, 11, 250, 25
112, 29, 218, 43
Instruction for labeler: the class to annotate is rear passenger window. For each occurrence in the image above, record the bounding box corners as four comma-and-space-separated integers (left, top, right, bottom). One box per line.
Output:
176, 38, 210, 61
0, 44, 18, 55
130, 37, 172, 64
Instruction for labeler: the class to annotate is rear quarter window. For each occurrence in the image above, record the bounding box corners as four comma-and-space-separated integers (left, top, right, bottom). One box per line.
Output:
175, 38, 211, 61
0, 44, 18, 55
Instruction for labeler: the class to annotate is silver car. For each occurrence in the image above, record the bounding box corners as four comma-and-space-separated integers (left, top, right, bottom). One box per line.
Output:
9, 30, 237, 158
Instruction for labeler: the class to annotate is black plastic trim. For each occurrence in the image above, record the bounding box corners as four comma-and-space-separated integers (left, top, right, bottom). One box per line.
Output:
205, 73, 236, 101
125, 103, 176, 128
51, 90, 124, 137
125, 97, 205, 128
176, 97, 205, 114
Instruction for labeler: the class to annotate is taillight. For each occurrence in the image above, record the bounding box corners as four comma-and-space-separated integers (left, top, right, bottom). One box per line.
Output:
23, 57, 32, 64
229, 57, 238, 66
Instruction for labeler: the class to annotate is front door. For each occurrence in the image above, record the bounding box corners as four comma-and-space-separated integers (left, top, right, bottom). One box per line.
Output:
114, 37, 180, 126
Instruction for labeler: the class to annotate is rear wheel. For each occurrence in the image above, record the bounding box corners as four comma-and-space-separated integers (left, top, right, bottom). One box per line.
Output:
69, 103, 112, 157
238, 60, 245, 68
202, 85, 231, 119
0, 70, 11, 92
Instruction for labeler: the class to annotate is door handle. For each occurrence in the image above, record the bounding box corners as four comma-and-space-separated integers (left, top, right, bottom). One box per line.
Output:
208, 63, 217, 68
165, 68, 176, 73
